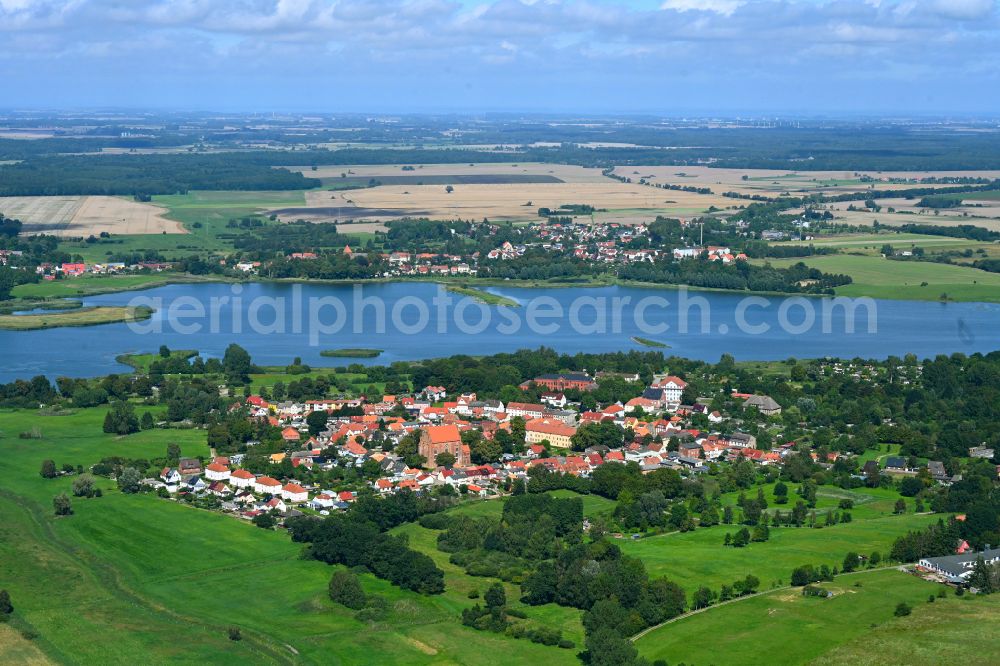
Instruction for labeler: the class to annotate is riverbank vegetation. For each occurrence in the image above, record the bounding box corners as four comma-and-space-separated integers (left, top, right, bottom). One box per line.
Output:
0, 305, 152, 330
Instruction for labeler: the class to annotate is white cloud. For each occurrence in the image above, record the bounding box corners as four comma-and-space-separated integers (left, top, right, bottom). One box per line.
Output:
660, 0, 745, 16
929, 0, 996, 20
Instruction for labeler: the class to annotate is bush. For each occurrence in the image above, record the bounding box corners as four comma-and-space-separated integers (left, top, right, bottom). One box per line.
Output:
39, 459, 57, 478
894, 602, 912, 617
53, 493, 72, 516
418, 513, 451, 530
228, 627, 242, 641
252, 513, 276, 529
329, 571, 367, 610
72, 474, 97, 497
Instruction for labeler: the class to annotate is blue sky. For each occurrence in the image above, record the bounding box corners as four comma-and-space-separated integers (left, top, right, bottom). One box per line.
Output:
1, 0, 997, 115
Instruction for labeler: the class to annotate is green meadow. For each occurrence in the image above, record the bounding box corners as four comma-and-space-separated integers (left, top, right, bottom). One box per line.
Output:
634, 569, 949, 665
619, 511, 938, 592
0, 407, 575, 665
764, 254, 1000, 302
0, 406, 967, 665
10, 273, 213, 300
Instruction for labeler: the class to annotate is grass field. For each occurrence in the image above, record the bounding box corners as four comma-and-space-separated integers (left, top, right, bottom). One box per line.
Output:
0, 406, 576, 665
116, 349, 198, 371
618, 509, 939, 591
634, 569, 949, 664
0, 404, 975, 664
10, 273, 218, 300
0, 305, 152, 330
444, 284, 521, 307
762, 254, 1000, 302
815, 590, 1000, 665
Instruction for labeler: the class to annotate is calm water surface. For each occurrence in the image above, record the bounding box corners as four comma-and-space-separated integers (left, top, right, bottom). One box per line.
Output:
1, 281, 998, 382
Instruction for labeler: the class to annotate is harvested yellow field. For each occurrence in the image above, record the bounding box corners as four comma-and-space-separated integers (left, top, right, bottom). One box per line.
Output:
613, 165, 1000, 198
273, 181, 740, 224
291, 162, 609, 183
814, 199, 1000, 232
0, 195, 184, 237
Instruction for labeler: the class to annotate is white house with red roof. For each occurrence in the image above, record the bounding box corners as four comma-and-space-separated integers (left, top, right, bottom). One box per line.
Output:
229, 469, 255, 489
254, 475, 282, 495
282, 483, 308, 503
651, 375, 687, 404
205, 463, 231, 481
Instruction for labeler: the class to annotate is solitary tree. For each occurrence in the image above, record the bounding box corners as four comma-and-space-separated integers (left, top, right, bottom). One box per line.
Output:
307, 409, 330, 436
39, 459, 57, 479
842, 552, 859, 573
328, 571, 366, 609
435, 451, 457, 468
117, 467, 141, 494
53, 493, 72, 516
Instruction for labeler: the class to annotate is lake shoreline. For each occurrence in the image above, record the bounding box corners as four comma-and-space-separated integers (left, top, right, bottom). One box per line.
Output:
13, 271, 996, 305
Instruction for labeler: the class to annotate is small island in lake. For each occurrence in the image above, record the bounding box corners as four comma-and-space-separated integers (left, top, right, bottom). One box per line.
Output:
320, 348, 384, 358
632, 336, 669, 348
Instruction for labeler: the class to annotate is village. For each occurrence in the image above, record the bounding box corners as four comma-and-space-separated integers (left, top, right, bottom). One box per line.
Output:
142, 365, 962, 533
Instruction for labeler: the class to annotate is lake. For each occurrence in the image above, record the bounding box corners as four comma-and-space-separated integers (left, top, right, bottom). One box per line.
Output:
2, 281, 1000, 383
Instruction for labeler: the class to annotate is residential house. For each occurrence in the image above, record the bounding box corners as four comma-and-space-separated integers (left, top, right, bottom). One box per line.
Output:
282, 483, 309, 503
743, 394, 782, 416
254, 476, 282, 495
229, 469, 255, 489
506, 402, 546, 419
205, 463, 231, 481
524, 418, 577, 449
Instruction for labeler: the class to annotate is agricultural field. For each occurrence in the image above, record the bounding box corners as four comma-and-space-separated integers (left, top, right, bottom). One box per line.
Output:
634, 569, 951, 665
761, 254, 1000, 302
815, 198, 1000, 232
273, 180, 739, 225
1, 195, 183, 236
288, 163, 610, 184
613, 165, 1000, 199
786, 231, 989, 251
